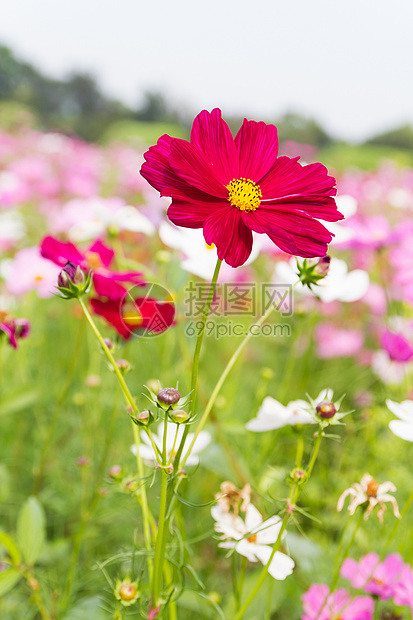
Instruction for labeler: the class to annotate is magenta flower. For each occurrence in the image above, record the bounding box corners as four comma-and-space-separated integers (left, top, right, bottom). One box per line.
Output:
301, 584, 374, 620
341, 553, 405, 600
393, 564, 413, 612
380, 329, 413, 363
315, 323, 364, 359
0, 312, 30, 349
141, 109, 342, 267
40, 236, 145, 300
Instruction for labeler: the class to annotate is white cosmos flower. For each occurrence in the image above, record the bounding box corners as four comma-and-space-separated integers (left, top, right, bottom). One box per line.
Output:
130, 421, 211, 466
372, 351, 413, 385
246, 389, 333, 431
0, 211, 26, 247
211, 503, 294, 580
58, 197, 155, 241
386, 399, 413, 442
159, 221, 260, 280
273, 256, 369, 303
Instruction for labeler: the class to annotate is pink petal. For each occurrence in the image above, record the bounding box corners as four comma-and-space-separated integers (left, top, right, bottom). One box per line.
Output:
40, 236, 84, 267
93, 273, 128, 301
169, 139, 228, 198
190, 109, 238, 183
235, 118, 279, 181
87, 240, 114, 268
167, 197, 227, 228
203, 207, 253, 267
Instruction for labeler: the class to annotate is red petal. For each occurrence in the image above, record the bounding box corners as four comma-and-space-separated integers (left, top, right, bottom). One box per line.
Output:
90, 298, 131, 339
135, 298, 175, 333
40, 236, 84, 267
93, 274, 128, 301
203, 207, 253, 267
167, 197, 226, 229
169, 139, 227, 198
190, 109, 238, 183
235, 119, 279, 181
245, 208, 332, 257
260, 157, 337, 203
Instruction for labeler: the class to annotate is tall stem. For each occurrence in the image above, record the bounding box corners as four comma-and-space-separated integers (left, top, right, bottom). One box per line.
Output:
173, 259, 222, 470
233, 428, 323, 620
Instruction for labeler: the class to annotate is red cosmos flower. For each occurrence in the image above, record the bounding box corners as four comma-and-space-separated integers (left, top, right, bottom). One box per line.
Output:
40, 236, 145, 300
90, 296, 175, 339
141, 109, 343, 267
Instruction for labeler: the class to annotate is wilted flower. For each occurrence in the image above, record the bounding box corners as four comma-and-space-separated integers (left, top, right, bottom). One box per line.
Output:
341, 553, 405, 600
211, 503, 294, 580
215, 481, 251, 516
337, 474, 401, 522
386, 399, 413, 442
141, 108, 342, 268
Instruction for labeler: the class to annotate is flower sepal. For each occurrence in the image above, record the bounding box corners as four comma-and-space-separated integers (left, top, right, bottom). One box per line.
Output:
130, 409, 157, 427
143, 383, 193, 414
296, 256, 331, 290
56, 261, 91, 300
307, 391, 351, 428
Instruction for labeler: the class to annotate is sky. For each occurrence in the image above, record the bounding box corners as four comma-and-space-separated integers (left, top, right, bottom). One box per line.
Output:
1, 0, 412, 141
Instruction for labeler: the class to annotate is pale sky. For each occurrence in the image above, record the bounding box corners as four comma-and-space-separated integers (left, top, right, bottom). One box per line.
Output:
1, 0, 412, 141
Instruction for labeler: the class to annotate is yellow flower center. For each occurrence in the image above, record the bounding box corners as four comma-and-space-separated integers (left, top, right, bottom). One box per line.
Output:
247, 534, 257, 543
227, 178, 262, 212
85, 251, 103, 270
0, 311, 10, 323
122, 306, 143, 327
119, 583, 137, 601
366, 479, 379, 497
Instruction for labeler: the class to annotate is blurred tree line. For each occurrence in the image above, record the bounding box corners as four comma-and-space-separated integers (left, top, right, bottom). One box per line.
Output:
1, 42, 412, 150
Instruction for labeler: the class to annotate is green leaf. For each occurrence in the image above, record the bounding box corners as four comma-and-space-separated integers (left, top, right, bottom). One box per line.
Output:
0, 531, 21, 565
62, 596, 108, 619
0, 568, 22, 597
0, 391, 39, 418
17, 497, 46, 565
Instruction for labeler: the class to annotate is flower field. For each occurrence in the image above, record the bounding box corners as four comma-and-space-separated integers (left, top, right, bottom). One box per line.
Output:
1, 110, 413, 620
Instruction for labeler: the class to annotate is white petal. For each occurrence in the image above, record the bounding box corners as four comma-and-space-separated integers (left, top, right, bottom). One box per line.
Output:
389, 420, 413, 442
337, 270, 370, 302
245, 504, 263, 532
235, 539, 259, 563
386, 399, 413, 422
253, 546, 295, 580
255, 516, 282, 544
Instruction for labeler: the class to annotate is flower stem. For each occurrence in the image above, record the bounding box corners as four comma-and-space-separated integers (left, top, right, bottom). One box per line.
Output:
233, 427, 323, 620
77, 298, 153, 580
182, 284, 298, 468
151, 468, 169, 608
173, 259, 222, 470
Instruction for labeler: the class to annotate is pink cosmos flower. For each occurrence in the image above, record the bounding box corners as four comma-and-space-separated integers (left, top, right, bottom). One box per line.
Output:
141, 108, 342, 267
5, 247, 61, 298
40, 236, 145, 300
341, 553, 405, 600
393, 564, 413, 611
380, 329, 413, 362
301, 584, 374, 620
315, 323, 364, 359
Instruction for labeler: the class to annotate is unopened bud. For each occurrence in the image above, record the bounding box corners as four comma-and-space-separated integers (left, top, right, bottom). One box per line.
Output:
157, 387, 180, 407
77, 456, 89, 467
103, 337, 114, 350
108, 465, 123, 479
169, 409, 189, 424
116, 580, 139, 605
314, 256, 331, 277
58, 261, 85, 287
316, 401, 337, 419
136, 410, 150, 424
116, 359, 131, 372
293, 469, 306, 481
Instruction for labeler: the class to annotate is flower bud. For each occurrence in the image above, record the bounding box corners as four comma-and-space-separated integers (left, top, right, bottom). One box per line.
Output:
57, 261, 90, 299
136, 410, 150, 424
316, 400, 337, 419
116, 359, 131, 372
157, 387, 180, 407
103, 337, 114, 350
77, 456, 89, 467
314, 256, 331, 277
115, 579, 140, 606
169, 409, 189, 424
108, 465, 123, 479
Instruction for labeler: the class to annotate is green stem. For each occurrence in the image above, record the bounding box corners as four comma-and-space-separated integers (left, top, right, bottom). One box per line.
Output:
234, 427, 323, 620
330, 508, 365, 593
182, 285, 297, 469
173, 259, 222, 471
381, 484, 413, 557
151, 468, 169, 608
